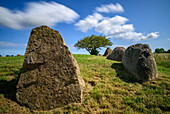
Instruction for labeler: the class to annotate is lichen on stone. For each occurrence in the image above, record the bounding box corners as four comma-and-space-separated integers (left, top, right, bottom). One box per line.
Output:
16, 25, 85, 111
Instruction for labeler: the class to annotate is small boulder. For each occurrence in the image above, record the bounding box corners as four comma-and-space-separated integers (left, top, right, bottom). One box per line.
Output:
122, 43, 158, 82
103, 47, 112, 56
107, 47, 125, 61
16, 25, 85, 110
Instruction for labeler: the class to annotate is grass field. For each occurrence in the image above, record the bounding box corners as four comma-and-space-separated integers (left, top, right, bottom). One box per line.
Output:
0, 54, 169, 113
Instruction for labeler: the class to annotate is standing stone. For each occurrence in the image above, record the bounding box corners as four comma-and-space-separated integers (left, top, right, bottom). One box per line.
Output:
122, 43, 158, 82
16, 25, 85, 110
107, 47, 125, 61
103, 47, 112, 56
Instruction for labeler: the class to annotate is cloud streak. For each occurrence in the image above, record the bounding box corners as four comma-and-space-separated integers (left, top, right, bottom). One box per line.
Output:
95, 3, 124, 13
0, 1, 79, 30
0, 41, 26, 47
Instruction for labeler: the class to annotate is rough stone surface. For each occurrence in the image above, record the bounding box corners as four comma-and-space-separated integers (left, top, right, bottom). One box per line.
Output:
103, 47, 112, 56
122, 43, 158, 82
107, 47, 125, 61
16, 25, 85, 110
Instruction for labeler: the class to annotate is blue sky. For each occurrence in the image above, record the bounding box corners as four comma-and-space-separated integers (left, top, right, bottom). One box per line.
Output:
0, 0, 170, 56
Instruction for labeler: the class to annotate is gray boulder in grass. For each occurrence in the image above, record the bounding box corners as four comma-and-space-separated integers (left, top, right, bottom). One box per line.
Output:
103, 47, 112, 56
122, 43, 158, 82
107, 47, 125, 61
16, 25, 85, 110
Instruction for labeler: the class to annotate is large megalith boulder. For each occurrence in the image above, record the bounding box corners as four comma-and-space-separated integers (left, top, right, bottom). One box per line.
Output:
103, 47, 112, 56
16, 25, 85, 110
122, 43, 158, 82
107, 47, 125, 61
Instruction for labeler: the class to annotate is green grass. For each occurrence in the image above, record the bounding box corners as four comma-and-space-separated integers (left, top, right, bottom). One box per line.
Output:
154, 53, 170, 68
0, 54, 169, 113
0, 56, 24, 80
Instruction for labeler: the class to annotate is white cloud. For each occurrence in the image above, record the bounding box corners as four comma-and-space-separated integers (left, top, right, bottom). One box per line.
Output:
95, 16, 134, 36
97, 15, 128, 27
115, 32, 143, 40
138, 32, 159, 40
0, 1, 79, 30
75, 13, 103, 32
93, 16, 142, 40
115, 32, 159, 41
75, 14, 159, 40
95, 3, 124, 13
0, 41, 27, 47
75, 3, 125, 32
75, 3, 159, 41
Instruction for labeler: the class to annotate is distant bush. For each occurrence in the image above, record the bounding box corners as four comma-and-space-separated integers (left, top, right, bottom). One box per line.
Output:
0, 55, 1, 57
155, 48, 165, 53
17, 54, 21, 57
155, 48, 170, 53
6, 55, 10, 57
167, 49, 170, 53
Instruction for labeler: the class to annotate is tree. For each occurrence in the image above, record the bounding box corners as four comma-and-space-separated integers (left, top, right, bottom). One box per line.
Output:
155, 48, 165, 53
74, 35, 113, 55
167, 49, 170, 53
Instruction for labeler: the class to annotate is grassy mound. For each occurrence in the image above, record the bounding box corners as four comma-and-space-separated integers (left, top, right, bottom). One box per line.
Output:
0, 54, 169, 113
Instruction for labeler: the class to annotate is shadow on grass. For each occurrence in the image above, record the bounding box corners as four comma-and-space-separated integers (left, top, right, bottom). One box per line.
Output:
0, 68, 22, 101
111, 63, 142, 83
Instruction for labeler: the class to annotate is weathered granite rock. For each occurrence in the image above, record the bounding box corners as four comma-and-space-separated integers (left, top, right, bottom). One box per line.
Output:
122, 43, 158, 82
103, 47, 112, 56
107, 47, 125, 61
16, 25, 85, 110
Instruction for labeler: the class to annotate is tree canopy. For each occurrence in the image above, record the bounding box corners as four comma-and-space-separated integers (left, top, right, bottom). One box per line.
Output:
74, 35, 113, 55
